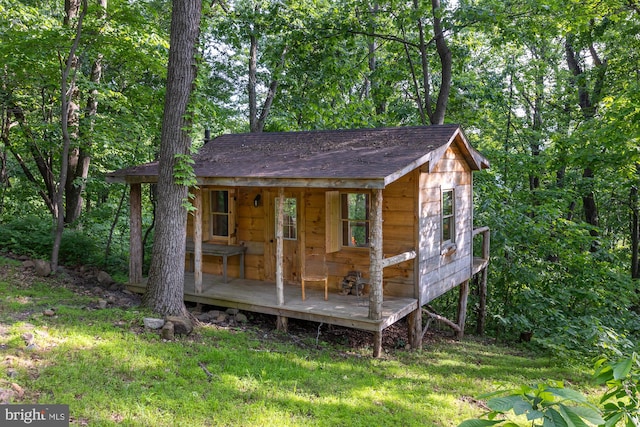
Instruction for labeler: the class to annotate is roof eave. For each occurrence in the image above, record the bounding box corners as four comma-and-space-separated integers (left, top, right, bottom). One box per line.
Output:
196, 176, 386, 189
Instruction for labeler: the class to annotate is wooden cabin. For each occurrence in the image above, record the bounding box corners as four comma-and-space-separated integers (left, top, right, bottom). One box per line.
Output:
107, 124, 490, 356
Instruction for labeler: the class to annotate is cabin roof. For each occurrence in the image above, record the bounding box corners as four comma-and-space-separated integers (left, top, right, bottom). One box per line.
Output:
106, 124, 489, 188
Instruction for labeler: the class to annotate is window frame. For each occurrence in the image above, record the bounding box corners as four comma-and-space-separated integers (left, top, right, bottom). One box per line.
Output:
340, 192, 370, 248
209, 189, 230, 241
279, 197, 298, 241
441, 188, 455, 244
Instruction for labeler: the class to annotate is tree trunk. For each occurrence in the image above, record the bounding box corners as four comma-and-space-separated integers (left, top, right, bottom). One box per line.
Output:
429, 0, 452, 125
143, 0, 202, 316
52, 0, 87, 272
248, 30, 285, 133
248, 33, 259, 132
65, 1, 106, 224
565, 36, 606, 238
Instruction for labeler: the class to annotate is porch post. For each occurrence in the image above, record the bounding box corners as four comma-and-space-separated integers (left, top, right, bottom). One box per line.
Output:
369, 189, 384, 357
129, 183, 143, 285
276, 187, 284, 306
193, 187, 203, 293
275, 188, 288, 331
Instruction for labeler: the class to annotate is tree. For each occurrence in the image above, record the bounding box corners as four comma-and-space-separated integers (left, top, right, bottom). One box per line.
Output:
143, 0, 202, 316
52, 0, 89, 272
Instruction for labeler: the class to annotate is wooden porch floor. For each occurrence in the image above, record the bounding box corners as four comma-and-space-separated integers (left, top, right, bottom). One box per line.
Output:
128, 273, 419, 333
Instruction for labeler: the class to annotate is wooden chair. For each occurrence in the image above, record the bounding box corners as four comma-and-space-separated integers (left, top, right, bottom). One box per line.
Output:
301, 253, 328, 301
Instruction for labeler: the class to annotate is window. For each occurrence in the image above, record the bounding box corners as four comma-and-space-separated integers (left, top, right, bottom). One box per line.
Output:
341, 193, 370, 247
210, 190, 229, 238
280, 197, 297, 240
442, 189, 455, 242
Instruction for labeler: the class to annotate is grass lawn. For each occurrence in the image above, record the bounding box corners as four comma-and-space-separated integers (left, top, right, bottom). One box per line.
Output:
0, 257, 597, 426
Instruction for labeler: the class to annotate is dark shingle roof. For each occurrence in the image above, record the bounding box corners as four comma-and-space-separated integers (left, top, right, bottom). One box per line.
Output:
107, 125, 488, 188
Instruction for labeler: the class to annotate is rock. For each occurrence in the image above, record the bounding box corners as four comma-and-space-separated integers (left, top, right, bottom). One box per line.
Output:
34, 260, 51, 277
43, 309, 55, 317
97, 271, 113, 285
165, 316, 193, 335
161, 321, 175, 340
11, 383, 24, 399
143, 318, 165, 329
21, 333, 34, 345
0, 388, 16, 404
235, 313, 248, 323
214, 313, 228, 324
197, 312, 211, 322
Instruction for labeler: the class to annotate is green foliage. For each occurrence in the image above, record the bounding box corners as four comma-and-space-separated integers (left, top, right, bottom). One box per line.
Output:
0, 216, 125, 271
459, 381, 604, 427
460, 354, 640, 427
595, 353, 640, 427
0, 216, 55, 258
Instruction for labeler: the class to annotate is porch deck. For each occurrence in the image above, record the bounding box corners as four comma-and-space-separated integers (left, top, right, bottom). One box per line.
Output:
128, 273, 419, 333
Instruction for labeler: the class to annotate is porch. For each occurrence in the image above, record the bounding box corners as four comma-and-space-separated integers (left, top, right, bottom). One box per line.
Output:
127, 273, 419, 333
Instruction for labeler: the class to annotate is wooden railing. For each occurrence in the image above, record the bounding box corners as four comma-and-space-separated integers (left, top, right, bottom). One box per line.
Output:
472, 226, 490, 275
473, 226, 490, 260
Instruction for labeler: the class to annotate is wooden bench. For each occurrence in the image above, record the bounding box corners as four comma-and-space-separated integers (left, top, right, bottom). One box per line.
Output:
185, 240, 246, 284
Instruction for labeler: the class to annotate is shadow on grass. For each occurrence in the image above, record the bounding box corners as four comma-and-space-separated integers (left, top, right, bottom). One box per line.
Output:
0, 274, 593, 427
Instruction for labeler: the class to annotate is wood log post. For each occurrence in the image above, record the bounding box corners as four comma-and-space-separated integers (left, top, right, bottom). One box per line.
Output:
373, 331, 382, 357
193, 187, 203, 293
369, 189, 384, 357
408, 306, 423, 349
369, 189, 383, 321
476, 267, 487, 335
276, 315, 288, 332
129, 184, 143, 285
275, 188, 287, 331
456, 280, 469, 339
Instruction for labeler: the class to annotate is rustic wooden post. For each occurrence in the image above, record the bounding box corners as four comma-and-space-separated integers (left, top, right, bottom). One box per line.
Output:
408, 307, 423, 349
369, 189, 384, 356
275, 188, 288, 331
476, 267, 488, 335
193, 187, 203, 293
129, 183, 143, 285
456, 280, 469, 339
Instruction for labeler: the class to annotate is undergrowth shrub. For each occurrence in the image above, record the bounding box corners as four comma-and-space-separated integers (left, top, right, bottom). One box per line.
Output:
0, 216, 108, 269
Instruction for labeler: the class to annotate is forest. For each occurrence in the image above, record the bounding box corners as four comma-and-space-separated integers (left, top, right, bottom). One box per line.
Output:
1, 0, 639, 365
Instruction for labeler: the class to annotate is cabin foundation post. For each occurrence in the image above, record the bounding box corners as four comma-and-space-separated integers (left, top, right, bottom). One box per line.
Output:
129, 183, 143, 285
407, 306, 423, 349
476, 267, 488, 335
456, 280, 469, 339
373, 331, 382, 357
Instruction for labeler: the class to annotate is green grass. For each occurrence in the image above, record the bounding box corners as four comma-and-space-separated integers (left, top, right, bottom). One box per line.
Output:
0, 260, 598, 426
